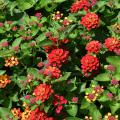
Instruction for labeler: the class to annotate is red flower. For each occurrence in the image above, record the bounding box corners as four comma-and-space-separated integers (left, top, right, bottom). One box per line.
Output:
106, 65, 116, 72
80, 13, 100, 30
35, 12, 42, 20
72, 97, 78, 103
81, 54, 100, 77
70, 0, 91, 13
37, 23, 43, 28
37, 62, 44, 68
107, 93, 113, 99
33, 84, 54, 102
53, 94, 67, 114
111, 79, 119, 86
12, 26, 17, 31
28, 108, 54, 120
114, 48, 120, 55
61, 39, 70, 44
43, 66, 61, 79
0, 22, 3, 27
1, 41, 9, 47
104, 38, 120, 51
48, 48, 69, 68
86, 40, 102, 54
49, 36, 58, 44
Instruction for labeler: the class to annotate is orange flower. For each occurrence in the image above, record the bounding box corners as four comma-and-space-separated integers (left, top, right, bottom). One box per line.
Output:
0, 75, 11, 88
11, 108, 21, 119
5, 56, 19, 67
33, 84, 54, 102
21, 108, 31, 120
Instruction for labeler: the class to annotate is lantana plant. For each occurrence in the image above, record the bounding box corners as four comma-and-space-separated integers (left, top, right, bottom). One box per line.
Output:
0, 0, 120, 120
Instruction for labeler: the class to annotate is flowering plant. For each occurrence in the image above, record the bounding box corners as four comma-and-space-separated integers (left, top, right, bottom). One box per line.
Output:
0, 0, 120, 120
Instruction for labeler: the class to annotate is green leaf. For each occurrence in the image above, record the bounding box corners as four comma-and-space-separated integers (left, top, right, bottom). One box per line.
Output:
30, 105, 38, 111
89, 104, 102, 120
98, 91, 109, 102
79, 83, 86, 93
80, 99, 90, 109
110, 102, 120, 114
27, 68, 44, 80
38, 40, 53, 47
65, 117, 82, 120
0, 70, 6, 75
10, 92, 19, 102
94, 73, 110, 81
51, 72, 71, 83
12, 38, 22, 47
0, 107, 14, 120
54, 0, 66, 3
66, 104, 78, 117
66, 77, 77, 92
106, 56, 120, 66
16, 0, 37, 10
109, 86, 117, 94
44, 104, 51, 113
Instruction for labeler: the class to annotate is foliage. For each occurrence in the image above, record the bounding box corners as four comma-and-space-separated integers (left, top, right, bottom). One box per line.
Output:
0, 0, 120, 120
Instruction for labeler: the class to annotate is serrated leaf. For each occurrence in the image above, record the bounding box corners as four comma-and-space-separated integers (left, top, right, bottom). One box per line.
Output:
65, 117, 82, 120
80, 99, 90, 109
89, 104, 102, 120
27, 68, 43, 80
12, 38, 22, 47
106, 56, 120, 66
66, 104, 78, 117
0, 107, 14, 120
30, 105, 38, 111
110, 102, 120, 114
94, 73, 110, 81
17, 0, 37, 10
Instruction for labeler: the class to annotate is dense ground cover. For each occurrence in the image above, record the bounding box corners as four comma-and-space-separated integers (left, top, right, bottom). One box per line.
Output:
0, 0, 120, 120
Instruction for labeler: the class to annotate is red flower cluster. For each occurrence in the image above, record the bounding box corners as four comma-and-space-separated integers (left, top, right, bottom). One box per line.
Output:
49, 36, 58, 44
81, 54, 100, 77
53, 94, 67, 114
33, 84, 54, 102
70, 0, 91, 13
81, 13, 100, 30
86, 40, 102, 54
104, 37, 120, 51
48, 48, 69, 68
111, 79, 119, 86
28, 108, 54, 120
43, 66, 61, 79
43, 46, 57, 53
61, 39, 70, 44
35, 12, 42, 20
